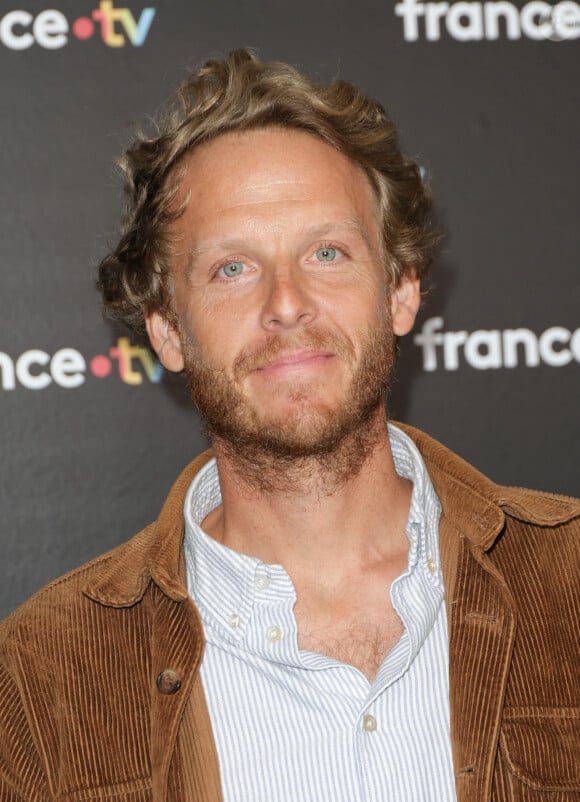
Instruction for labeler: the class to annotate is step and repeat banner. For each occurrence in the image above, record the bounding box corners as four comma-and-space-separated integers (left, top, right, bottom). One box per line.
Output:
1, 0, 578, 617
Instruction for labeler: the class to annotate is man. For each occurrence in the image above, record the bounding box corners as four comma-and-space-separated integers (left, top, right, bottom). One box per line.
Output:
0, 49, 578, 802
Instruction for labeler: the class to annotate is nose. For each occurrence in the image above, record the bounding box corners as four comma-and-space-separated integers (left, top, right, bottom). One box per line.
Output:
260, 263, 317, 332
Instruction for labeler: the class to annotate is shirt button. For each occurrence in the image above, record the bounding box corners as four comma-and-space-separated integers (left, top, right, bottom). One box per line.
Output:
265, 625, 283, 643
156, 669, 182, 695
427, 558, 437, 575
227, 613, 241, 629
363, 714, 377, 732
255, 572, 271, 590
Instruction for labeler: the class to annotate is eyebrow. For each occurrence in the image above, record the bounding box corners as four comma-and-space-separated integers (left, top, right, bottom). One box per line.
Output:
184, 218, 378, 273
304, 219, 377, 252
185, 238, 250, 270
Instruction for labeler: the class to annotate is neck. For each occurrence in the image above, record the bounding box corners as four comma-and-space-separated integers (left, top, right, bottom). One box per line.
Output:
202, 409, 412, 586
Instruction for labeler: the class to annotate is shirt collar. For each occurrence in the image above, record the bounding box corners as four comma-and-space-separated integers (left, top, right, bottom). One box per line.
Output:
184, 460, 252, 642
389, 423, 443, 589
183, 423, 443, 641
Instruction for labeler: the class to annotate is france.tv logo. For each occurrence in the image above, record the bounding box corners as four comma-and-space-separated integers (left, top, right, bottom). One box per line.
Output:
0, 2, 156, 50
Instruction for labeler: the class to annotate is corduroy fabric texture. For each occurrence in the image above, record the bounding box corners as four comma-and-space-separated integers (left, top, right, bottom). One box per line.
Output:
0, 425, 578, 802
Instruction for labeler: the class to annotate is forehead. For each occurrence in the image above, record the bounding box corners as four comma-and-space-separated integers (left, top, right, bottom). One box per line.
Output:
174, 127, 379, 235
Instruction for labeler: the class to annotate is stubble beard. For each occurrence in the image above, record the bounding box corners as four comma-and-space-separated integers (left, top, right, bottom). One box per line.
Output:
181, 312, 396, 495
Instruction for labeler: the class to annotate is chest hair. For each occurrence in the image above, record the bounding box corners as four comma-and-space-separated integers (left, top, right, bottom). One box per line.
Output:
297, 611, 404, 681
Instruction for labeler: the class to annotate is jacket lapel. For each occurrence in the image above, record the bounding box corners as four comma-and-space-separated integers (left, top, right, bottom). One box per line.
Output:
176, 670, 224, 802
440, 512, 516, 802
398, 423, 519, 799
149, 585, 223, 802
148, 460, 224, 802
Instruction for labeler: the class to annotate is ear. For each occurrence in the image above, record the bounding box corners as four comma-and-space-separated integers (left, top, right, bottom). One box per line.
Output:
145, 311, 185, 372
389, 273, 421, 336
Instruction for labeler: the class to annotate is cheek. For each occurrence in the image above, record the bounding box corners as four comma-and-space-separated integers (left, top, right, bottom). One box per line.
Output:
187, 312, 251, 374
331, 282, 387, 332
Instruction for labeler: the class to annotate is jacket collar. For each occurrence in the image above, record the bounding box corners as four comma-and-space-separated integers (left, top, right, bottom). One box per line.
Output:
84, 451, 213, 607
85, 423, 580, 607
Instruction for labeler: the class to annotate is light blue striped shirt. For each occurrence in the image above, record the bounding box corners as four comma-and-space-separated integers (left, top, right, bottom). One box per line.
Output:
184, 423, 457, 802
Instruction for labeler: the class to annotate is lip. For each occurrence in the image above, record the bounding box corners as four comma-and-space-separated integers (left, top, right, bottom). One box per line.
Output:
255, 349, 335, 372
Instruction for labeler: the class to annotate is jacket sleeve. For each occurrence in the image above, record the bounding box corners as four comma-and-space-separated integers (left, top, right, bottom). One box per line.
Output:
0, 659, 50, 802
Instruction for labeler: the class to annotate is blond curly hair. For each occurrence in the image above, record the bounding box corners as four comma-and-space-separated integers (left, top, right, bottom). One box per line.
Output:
97, 48, 439, 340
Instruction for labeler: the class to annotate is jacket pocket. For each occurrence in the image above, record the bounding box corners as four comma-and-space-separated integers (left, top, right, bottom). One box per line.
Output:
500, 707, 580, 792
58, 776, 152, 801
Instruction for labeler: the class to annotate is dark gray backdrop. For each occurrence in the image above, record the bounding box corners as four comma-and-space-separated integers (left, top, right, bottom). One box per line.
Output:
1, 0, 579, 618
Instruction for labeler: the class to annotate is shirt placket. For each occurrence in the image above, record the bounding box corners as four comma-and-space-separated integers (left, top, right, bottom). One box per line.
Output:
246, 563, 300, 665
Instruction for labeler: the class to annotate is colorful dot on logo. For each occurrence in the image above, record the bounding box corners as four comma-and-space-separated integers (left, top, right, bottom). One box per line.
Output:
90, 355, 112, 378
72, 17, 95, 39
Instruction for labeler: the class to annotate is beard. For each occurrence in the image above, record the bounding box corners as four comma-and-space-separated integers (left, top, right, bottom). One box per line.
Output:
181, 310, 396, 495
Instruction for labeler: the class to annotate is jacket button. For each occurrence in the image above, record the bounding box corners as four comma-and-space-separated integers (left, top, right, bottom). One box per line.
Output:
156, 669, 182, 694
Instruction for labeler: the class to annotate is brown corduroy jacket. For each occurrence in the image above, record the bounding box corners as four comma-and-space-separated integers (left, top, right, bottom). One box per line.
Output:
1, 424, 579, 802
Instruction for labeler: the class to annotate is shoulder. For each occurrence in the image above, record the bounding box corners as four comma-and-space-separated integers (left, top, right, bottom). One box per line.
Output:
0, 449, 215, 654
0, 525, 153, 664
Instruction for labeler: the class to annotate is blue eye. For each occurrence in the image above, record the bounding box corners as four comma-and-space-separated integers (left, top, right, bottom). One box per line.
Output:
221, 261, 244, 278
315, 246, 337, 262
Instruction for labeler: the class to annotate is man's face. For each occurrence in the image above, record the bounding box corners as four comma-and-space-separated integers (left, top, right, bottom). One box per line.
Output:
149, 128, 415, 459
